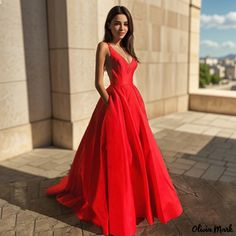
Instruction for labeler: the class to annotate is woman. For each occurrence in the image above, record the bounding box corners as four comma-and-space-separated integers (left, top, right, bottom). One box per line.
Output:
46, 5, 183, 236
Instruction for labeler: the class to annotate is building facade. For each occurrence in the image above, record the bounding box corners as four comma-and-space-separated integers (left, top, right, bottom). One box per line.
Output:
0, 0, 201, 160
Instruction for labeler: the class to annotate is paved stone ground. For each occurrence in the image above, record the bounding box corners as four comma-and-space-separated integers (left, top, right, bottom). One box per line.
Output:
0, 111, 236, 235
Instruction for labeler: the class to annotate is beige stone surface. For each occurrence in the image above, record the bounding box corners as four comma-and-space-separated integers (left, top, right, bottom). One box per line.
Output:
97, 0, 119, 40
146, 100, 164, 119
189, 62, 199, 75
47, 0, 68, 48
177, 0, 189, 16
162, 63, 176, 98
0, 0, 202, 157
176, 123, 209, 134
50, 49, 69, 93
181, 0, 190, 4
67, 0, 98, 48
50, 49, 70, 93
177, 53, 188, 63
191, 5, 201, 19
165, 10, 178, 28
178, 14, 189, 31
188, 1, 201, 94
191, 17, 200, 34
72, 118, 90, 149
160, 27, 169, 53
178, 31, 188, 54
31, 119, 51, 147
177, 95, 189, 112
190, 33, 200, 55
71, 90, 99, 121
162, 0, 178, 11
135, 63, 148, 102
26, 50, 51, 121
146, 0, 162, 7
169, 28, 179, 53
147, 64, 163, 101
151, 24, 161, 52
0, 0, 23, 48
0, 124, 32, 161
133, 1, 147, 20
147, 50, 161, 63
176, 63, 188, 95
134, 19, 149, 50
190, 94, 236, 116
164, 97, 178, 115
0, 82, 29, 130
21, 0, 49, 51
149, 5, 162, 25
69, 49, 96, 93
53, 119, 72, 149
0, 47, 26, 83
162, 0, 189, 16
0, 0, 51, 159
189, 74, 199, 93
52, 92, 71, 121
192, 0, 202, 8
0, 1, 25, 83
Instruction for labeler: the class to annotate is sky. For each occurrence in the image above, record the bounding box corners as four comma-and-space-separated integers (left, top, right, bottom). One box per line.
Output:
200, 0, 236, 58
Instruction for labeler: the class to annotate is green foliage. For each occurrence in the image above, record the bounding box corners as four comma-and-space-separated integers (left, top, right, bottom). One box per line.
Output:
199, 63, 211, 88
211, 74, 220, 84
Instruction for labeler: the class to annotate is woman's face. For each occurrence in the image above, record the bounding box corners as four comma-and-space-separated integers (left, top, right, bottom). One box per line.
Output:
109, 14, 129, 40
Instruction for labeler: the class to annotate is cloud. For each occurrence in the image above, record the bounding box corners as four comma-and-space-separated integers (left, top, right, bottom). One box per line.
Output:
222, 41, 236, 49
200, 40, 219, 48
201, 11, 236, 29
201, 40, 236, 49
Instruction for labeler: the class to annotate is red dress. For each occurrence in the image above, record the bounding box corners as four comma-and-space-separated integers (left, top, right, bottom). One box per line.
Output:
46, 42, 183, 236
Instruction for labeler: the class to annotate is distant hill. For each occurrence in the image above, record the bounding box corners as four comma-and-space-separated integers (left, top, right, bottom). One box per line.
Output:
200, 54, 236, 60
217, 54, 236, 60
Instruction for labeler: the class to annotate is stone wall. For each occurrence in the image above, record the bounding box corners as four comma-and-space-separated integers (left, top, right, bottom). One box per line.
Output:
0, 0, 51, 161
0, 0, 202, 159
125, 0, 191, 118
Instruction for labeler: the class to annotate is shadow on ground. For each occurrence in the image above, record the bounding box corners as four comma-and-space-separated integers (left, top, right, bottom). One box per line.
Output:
0, 163, 235, 235
0, 130, 236, 235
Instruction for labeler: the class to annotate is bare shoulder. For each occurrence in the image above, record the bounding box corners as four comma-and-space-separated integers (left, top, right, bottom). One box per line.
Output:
97, 41, 108, 49
96, 41, 109, 56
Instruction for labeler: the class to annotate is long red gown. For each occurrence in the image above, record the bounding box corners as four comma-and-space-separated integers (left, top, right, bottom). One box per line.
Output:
46, 42, 183, 236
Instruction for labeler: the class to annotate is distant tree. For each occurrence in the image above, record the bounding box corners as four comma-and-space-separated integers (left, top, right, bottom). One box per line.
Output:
199, 63, 211, 88
211, 74, 220, 84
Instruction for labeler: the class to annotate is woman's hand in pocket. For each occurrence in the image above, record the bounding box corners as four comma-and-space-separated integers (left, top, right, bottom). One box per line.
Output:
105, 95, 110, 107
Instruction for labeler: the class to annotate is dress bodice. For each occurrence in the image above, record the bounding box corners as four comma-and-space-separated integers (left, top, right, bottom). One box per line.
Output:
106, 42, 138, 87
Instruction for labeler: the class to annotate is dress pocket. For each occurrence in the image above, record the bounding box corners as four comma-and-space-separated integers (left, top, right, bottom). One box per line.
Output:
106, 95, 110, 107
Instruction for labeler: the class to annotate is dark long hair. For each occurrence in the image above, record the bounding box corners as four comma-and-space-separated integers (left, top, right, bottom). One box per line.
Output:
103, 6, 140, 63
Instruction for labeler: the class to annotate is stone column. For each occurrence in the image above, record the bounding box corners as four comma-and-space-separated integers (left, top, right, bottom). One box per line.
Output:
47, 0, 99, 149
188, 0, 201, 93
0, 0, 51, 161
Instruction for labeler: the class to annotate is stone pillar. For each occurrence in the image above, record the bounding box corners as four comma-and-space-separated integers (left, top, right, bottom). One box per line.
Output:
0, 0, 51, 161
47, 0, 99, 149
188, 0, 201, 93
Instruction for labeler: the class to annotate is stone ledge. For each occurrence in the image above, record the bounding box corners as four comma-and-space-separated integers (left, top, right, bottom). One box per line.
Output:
189, 89, 236, 116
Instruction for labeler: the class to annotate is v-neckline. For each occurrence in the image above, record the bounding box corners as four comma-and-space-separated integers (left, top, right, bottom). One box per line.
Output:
108, 43, 134, 65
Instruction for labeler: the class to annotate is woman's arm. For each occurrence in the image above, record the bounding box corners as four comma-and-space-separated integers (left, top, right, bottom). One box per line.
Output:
95, 42, 109, 105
